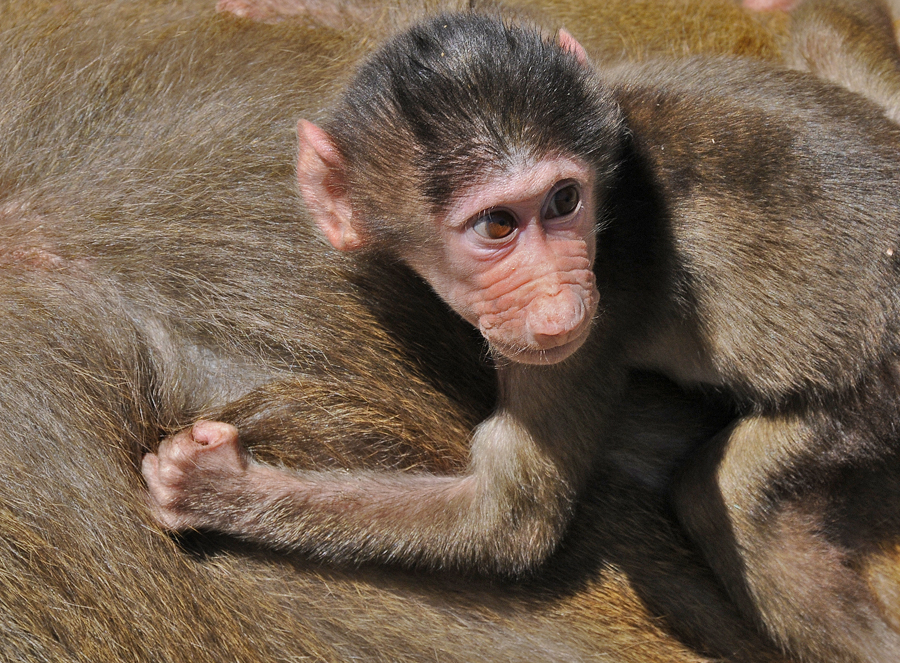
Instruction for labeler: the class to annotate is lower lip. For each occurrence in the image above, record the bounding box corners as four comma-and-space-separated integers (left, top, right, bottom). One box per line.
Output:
494, 324, 592, 365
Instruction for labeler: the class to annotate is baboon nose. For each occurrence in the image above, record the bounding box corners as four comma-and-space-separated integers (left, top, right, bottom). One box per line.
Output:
528, 293, 588, 348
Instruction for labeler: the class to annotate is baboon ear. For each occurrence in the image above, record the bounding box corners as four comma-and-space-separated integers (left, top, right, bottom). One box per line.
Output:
558, 29, 589, 67
297, 119, 363, 251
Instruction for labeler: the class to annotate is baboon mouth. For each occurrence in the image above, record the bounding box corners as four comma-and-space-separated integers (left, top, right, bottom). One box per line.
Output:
491, 322, 593, 365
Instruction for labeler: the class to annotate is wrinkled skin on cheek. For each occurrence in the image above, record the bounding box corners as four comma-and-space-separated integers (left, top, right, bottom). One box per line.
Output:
408, 158, 600, 365
413, 221, 599, 365
471, 243, 599, 363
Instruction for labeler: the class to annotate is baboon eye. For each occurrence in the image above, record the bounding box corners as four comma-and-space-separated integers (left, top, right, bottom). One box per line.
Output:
472, 210, 518, 240
545, 184, 580, 219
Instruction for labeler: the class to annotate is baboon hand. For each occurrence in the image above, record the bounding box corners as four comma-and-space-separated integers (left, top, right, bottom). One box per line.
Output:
142, 420, 247, 531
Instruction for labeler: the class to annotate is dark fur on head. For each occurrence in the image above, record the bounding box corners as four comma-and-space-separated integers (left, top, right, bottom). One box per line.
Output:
326, 13, 626, 251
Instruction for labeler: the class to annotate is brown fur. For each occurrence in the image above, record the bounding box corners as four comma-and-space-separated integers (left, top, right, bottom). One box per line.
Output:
0, 1, 804, 661
6, 0, 900, 660
786, 0, 900, 121
145, 3, 900, 663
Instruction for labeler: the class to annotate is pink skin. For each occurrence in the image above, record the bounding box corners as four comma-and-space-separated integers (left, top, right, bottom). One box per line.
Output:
296, 120, 362, 251
142, 421, 246, 530
407, 157, 599, 365
146, 114, 599, 529
216, 0, 368, 28
217, 0, 316, 23
217, 0, 288, 22
143, 154, 600, 531
297, 120, 599, 365
742, 0, 799, 10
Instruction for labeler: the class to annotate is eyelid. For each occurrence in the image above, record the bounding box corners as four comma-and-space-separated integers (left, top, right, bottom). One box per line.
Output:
543, 180, 582, 221
469, 208, 519, 242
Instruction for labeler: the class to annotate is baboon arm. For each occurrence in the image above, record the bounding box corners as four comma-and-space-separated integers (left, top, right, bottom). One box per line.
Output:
143, 413, 578, 575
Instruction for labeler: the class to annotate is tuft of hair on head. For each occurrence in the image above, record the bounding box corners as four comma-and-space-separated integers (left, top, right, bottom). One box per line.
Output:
325, 12, 626, 254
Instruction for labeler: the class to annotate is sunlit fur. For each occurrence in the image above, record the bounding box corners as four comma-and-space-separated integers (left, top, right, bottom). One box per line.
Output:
156, 8, 900, 663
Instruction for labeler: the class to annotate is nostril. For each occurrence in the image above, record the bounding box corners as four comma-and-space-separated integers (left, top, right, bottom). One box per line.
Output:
527, 293, 587, 345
